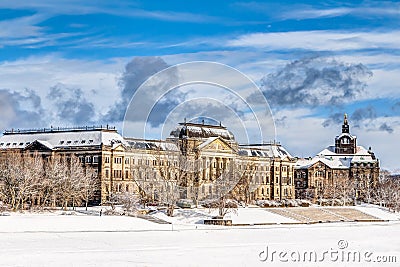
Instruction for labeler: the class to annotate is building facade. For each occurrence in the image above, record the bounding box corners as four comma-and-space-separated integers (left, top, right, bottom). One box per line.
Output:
0, 122, 296, 205
295, 114, 380, 202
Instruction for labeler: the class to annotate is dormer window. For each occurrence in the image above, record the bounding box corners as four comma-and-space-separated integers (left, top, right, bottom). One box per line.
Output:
60, 141, 65, 145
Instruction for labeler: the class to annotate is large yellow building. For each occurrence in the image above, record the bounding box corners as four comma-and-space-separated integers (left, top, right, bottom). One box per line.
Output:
0, 122, 296, 205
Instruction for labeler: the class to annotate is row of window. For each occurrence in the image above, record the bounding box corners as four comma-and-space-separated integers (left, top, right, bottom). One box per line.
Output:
105, 169, 130, 179
103, 156, 294, 173
353, 162, 374, 168
104, 156, 183, 167
0, 142, 30, 147
59, 139, 94, 145
78, 155, 99, 164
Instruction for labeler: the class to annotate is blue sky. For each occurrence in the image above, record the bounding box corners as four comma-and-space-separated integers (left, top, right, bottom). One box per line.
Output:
0, 0, 400, 171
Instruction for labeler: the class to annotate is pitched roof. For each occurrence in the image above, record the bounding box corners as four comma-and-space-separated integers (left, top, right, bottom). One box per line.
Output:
0, 129, 125, 150
238, 143, 293, 159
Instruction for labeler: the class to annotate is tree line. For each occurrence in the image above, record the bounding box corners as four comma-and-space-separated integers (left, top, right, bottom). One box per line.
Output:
0, 151, 98, 211
297, 171, 400, 212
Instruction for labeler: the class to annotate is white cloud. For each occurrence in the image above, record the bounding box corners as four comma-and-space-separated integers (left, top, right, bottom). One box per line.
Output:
163, 50, 289, 82
0, 14, 46, 39
0, 1, 218, 23
362, 69, 400, 100
0, 55, 124, 123
280, 7, 352, 20
279, 5, 400, 20
226, 30, 400, 52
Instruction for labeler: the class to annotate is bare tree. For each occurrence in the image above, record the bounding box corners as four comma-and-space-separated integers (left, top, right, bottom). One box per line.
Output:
81, 167, 99, 211
19, 152, 44, 210
333, 177, 355, 206
0, 151, 23, 210
118, 192, 140, 212
374, 174, 400, 212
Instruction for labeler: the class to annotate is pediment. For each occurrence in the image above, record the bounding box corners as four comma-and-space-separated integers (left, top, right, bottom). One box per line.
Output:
112, 143, 126, 151
24, 140, 53, 151
198, 137, 233, 152
310, 160, 327, 169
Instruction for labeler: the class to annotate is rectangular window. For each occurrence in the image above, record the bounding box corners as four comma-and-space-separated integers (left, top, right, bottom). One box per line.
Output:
125, 158, 130, 164
93, 156, 99, 163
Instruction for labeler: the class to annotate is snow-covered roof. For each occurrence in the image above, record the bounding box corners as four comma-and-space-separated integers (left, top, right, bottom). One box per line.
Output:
0, 128, 126, 150
295, 156, 350, 169
317, 145, 374, 157
297, 145, 377, 170
169, 122, 235, 141
35, 140, 54, 149
125, 139, 179, 151
238, 143, 293, 159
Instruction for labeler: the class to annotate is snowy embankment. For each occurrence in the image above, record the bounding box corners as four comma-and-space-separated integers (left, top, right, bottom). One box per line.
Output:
152, 205, 399, 226
152, 207, 297, 225
354, 204, 400, 221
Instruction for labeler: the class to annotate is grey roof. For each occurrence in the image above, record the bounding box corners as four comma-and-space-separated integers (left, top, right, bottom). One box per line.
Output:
238, 143, 293, 159
0, 128, 125, 150
169, 122, 235, 141
296, 145, 378, 170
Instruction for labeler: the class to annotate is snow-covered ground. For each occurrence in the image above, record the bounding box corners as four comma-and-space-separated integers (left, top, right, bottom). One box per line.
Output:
354, 204, 400, 221
152, 205, 400, 225
152, 207, 298, 225
0, 206, 399, 266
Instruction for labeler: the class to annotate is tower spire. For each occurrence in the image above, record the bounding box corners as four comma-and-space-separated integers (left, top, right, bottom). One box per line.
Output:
342, 113, 350, 133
